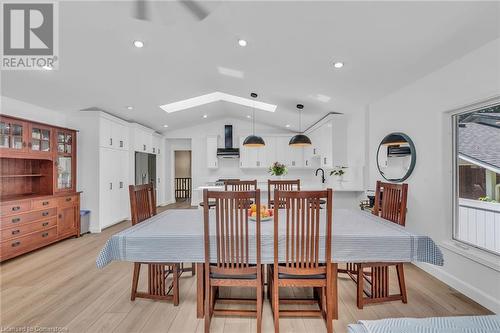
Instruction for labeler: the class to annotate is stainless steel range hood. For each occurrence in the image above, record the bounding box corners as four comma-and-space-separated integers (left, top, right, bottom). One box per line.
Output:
217, 125, 239, 158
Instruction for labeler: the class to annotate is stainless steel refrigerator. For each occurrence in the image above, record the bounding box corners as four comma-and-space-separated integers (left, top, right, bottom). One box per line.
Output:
135, 152, 156, 187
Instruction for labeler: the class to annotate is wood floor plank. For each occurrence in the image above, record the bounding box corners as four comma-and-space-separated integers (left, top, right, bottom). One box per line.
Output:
0, 204, 492, 333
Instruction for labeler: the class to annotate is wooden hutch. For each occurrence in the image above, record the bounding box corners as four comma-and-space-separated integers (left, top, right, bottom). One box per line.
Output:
0, 115, 80, 261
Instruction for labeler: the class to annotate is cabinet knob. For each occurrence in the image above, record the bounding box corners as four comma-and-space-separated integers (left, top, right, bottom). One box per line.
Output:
12, 206, 20, 211
324, 157, 327, 164
58, 214, 62, 218
306, 160, 308, 166
65, 197, 71, 202
42, 232, 49, 238
120, 140, 123, 148
11, 217, 20, 223
119, 181, 123, 189
12, 229, 20, 235
11, 241, 21, 247
153, 148, 155, 153
143, 145, 146, 151
110, 138, 113, 146
42, 201, 49, 206
42, 222, 49, 227
42, 211, 49, 216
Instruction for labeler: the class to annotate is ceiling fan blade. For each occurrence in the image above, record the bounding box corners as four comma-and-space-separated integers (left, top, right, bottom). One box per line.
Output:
134, 0, 150, 21
179, 0, 209, 21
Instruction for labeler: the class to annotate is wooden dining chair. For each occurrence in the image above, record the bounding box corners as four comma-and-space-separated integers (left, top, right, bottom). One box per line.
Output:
129, 184, 181, 305
354, 181, 409, 308
267, 179, 300, 208
269, 189, 335, 333
199, 179, 242, 209
224, 179, 257, 191
203, 189, 264, 333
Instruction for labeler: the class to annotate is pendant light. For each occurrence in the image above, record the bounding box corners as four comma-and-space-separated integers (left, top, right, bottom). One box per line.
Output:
243, 93, 265, 147
289, 104, 312, 146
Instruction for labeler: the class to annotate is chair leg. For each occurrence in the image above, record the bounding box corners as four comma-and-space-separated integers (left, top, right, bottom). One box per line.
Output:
204, 270, 211, 333
357, 264, 364, 309
325, 263, 333, 333
396, 263, 408, 303
257, 278, 263, 333
273, 273, 279, 333
131, 262, 141, 301
173, 264, 180, 306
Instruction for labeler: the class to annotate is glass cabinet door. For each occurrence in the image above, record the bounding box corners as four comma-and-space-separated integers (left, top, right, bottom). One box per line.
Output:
56, 130, 74, 191
0, 119, 25, 150
30, 126, 51, 152
57, 156, 72, 190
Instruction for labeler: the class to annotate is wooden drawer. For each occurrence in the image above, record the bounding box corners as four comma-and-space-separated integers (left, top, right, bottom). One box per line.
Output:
1, 217, 57, 241
32, 198, 57, 210
0, 207, 57, 229
0, 200, 32, 217
58, 195, 79, 208
1, 226, 57, 260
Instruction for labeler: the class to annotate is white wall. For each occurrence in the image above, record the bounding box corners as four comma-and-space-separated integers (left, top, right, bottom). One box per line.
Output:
1, 96, 68, 127
367, 38, 500, 313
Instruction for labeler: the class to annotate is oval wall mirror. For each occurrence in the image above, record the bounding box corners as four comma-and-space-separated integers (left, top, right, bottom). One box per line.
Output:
376, 132, 416, 182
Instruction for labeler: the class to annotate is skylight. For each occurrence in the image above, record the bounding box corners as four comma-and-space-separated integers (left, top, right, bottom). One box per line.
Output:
159, 92, 277, 113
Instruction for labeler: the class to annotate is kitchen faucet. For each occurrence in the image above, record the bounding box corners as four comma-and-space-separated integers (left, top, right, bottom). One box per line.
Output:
315, 168, 326, 184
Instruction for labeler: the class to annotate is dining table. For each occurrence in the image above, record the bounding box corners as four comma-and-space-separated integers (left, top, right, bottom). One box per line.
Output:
96, 208, 444, 318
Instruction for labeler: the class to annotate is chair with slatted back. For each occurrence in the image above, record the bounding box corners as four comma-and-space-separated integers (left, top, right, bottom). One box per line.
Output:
129, 184, 181, 305
203, 189, 263, 333
269, 189, 335, 333
225, 180, 257, 208
354, 181, 408, 309
199, 179, 241, 209
267, 179, 300, 208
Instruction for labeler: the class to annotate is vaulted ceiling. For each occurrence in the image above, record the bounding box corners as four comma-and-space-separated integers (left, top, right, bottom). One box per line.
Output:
2, 1, 499, 133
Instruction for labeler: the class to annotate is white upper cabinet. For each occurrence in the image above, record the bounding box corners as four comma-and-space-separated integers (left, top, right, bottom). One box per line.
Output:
239, 136, 260, 168
132, 124, 153, 153
99, 116, 129, 150
152, 134, 162, 155
276, 136, 303, 168
207, 135, 218, 169
303, 114, 347, 169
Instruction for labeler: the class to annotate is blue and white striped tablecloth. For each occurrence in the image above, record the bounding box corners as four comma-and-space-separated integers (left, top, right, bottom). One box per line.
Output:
96, 208, 444, 268
348, 315, 500, 333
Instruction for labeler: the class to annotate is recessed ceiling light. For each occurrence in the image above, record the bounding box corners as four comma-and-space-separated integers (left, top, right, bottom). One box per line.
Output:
333, 61, 344, 69
203, 114, 208, 118
133, 40, 144, 48
285, 124, 291, 128
246, 115, 251, 119
238, 39, 247, 47
126, 106, 133, 110
163, 124, 169, 128
42, 65, 53, 71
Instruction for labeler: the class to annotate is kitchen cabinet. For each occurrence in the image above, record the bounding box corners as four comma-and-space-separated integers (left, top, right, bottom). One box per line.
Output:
276, 137, 304, 168
239, 137, 261, 168
99, 116, 129, 151
207, 136, 218, 169
152, 134, 162, 155
99, 148, 129, 229
132, 125, 154, 153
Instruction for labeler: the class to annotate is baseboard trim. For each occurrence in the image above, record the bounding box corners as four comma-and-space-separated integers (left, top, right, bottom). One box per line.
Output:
414, 262, 500, 314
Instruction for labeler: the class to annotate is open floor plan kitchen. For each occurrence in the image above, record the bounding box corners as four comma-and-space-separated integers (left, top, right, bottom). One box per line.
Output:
1, 1, 499, 332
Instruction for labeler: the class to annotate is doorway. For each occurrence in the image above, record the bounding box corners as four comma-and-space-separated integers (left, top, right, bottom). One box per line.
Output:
174, 150, 192, 205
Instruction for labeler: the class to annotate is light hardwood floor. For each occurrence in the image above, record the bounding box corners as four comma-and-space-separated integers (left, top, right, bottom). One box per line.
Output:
0, 203, 491, 333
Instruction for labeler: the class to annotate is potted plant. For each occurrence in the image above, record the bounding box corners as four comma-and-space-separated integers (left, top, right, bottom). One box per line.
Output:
269, 162, 288, 179
330, 166, 347, 182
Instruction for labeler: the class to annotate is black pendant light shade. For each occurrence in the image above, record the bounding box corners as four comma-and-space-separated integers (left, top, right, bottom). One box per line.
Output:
289, 104, 312, 147
243, 135, 266, 147
243, 93, 265, 147
289, 134, 312, 146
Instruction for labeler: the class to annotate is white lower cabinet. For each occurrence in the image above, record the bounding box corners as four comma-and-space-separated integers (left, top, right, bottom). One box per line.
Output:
99, 148, 129, 229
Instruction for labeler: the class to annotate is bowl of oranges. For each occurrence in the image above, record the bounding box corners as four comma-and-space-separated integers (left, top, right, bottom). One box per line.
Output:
248, 204, 273, 222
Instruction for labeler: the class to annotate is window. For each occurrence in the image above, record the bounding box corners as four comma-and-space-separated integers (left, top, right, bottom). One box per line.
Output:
453, 103, 500, 255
